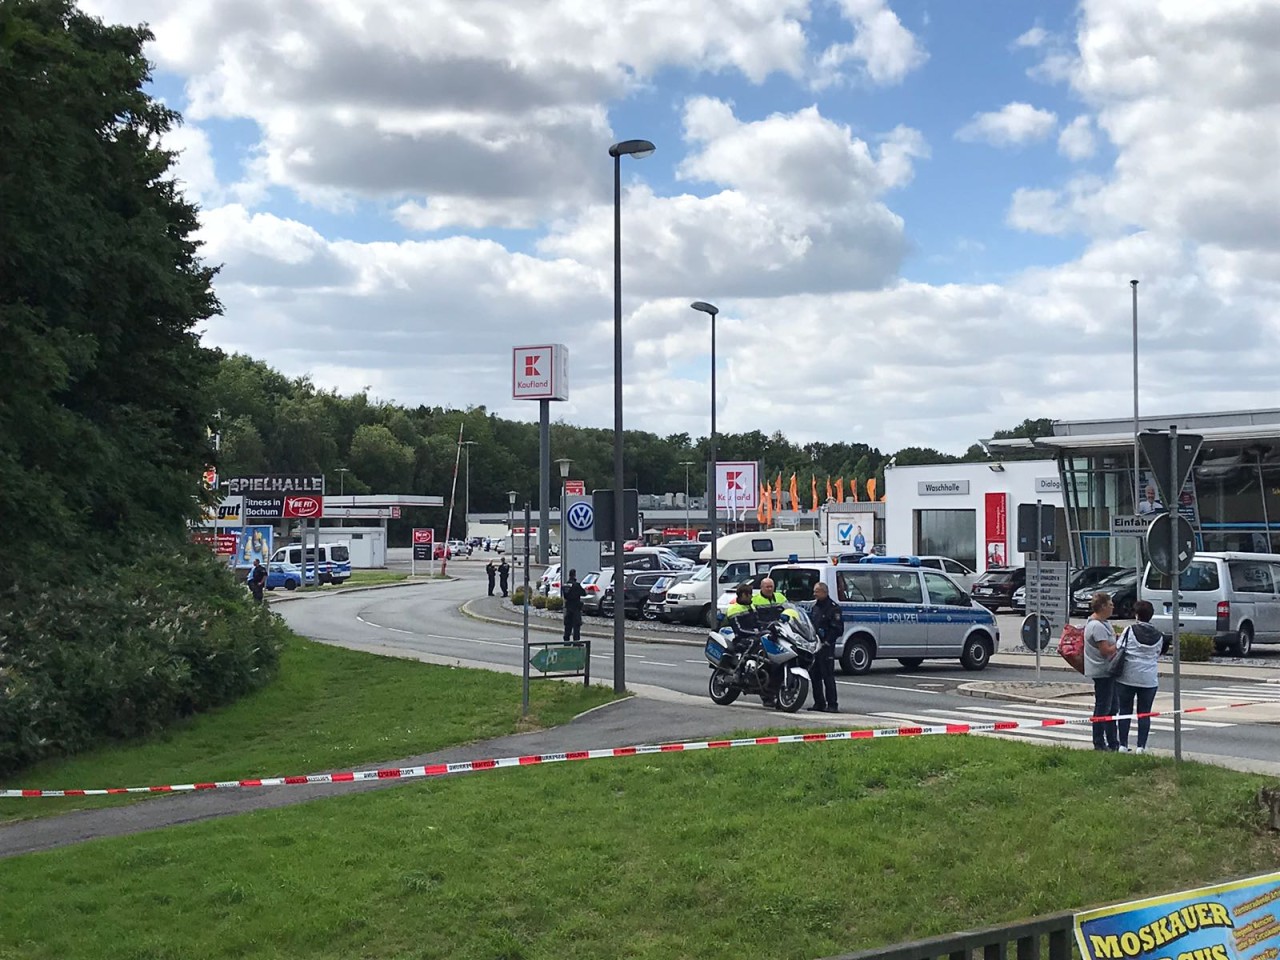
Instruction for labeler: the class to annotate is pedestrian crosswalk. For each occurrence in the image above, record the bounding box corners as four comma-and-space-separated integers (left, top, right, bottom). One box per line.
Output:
1191, 683, 1280, 704
872, 700, 1237, 746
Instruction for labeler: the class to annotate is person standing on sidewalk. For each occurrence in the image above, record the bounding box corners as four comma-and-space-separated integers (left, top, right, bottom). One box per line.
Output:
1115, 599, 1162, 754
498, 558, 510, 597
807, 581, 842, 713
247, 559, 267, 603
1083, 592, 1120, 751
561, 569, 586, 643
485, 560, 496, 596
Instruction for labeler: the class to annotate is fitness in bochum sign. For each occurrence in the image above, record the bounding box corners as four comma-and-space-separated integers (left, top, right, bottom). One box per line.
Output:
1075, 870, 1280, 960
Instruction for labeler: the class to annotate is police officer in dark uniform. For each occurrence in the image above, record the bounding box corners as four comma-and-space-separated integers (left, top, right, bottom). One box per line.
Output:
808, 581, 842, 712
561, 569, 586, 643
498, 558, 510, 597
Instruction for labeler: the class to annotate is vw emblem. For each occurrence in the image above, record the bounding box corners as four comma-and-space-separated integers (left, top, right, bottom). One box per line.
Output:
566, 502, 594, 531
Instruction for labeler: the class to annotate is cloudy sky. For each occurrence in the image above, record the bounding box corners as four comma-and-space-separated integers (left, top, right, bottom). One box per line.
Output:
87, 0, 1280, 453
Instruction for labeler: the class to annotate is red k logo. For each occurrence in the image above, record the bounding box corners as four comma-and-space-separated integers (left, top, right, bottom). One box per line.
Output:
524, 356, 540, 376
725, 471, 743, 490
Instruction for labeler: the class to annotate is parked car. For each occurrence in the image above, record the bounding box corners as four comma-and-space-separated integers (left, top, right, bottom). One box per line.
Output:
446, 540, 471, 557
538, 563, 561, 597
646, 571, 696, 620
582, 570, 611, 616
600, 571, 668, 619
970, 567, 1026, 611
916, 556, 978, 591
264, 561, 304, 591
1071, 568, 1139, 618
661, 541, 706, 563
1014, 565, 1123, 614
1146, 551, 1280, 656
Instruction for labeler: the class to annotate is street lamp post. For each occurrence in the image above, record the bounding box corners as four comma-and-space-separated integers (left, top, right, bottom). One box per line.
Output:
555, 457, 573, 563
507, 490, 518, 561
680, 460, 695, 538
1131, 280, 1141, 594
461, 441, 479, 543
691, 300, 720, 617
608, 137, 655, 694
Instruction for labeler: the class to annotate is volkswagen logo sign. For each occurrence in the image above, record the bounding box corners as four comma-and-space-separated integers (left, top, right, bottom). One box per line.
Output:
566, 502, 594, 532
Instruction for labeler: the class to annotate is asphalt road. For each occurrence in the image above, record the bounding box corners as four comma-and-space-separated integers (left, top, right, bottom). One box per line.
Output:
278, 561, 1280, 769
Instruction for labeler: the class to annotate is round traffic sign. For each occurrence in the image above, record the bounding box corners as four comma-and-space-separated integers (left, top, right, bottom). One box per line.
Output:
1146, 513, 1196, 576
1020, 613, 1051, 652
566, 502, 594, 532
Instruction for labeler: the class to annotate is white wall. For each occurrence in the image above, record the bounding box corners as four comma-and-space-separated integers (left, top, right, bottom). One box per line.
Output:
884, 460, 1063, 572
316, 527, 386, 568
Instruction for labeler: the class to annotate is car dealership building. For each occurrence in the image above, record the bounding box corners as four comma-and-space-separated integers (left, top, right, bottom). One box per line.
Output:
886, 408, 1280, 574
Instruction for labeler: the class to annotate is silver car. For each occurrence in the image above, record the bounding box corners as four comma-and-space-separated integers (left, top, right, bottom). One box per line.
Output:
1147, 552, 1280, 656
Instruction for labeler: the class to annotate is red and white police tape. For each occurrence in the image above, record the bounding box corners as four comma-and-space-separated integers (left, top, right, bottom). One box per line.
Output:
1, 699, 1264, 799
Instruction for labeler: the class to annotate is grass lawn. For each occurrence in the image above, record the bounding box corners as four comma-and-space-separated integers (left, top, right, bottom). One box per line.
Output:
294, 570, 411, 591
0, 636, 617, 823
4, 735, 1278, 959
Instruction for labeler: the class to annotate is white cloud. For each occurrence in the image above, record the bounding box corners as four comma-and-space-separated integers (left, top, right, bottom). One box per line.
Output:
1014, 26, 1048, 49
537, 100, 925, 297
814, 0, 928, 88
1057, 115, 1097, 160
956, 102, 1058, 147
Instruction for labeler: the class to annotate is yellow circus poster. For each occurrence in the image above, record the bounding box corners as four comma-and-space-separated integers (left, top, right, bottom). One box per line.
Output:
1075, 871, 1280, 960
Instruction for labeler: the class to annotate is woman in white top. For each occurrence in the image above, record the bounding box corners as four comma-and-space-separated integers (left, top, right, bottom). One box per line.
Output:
1082, 592, 1120, 751
1115, 599, 1163, 753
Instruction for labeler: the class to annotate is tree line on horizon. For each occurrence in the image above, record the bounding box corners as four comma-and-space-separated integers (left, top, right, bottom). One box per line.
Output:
209, 353, 1054, 528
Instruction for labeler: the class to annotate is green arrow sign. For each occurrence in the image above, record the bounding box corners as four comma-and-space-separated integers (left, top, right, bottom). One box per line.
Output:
529, 645, 587, 674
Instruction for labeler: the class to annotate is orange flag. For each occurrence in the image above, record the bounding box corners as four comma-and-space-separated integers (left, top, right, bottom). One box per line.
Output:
789, 474, 798, 512
764, 484, 774, 526
825, 477, 833, 502
835, 477, 844, 502
757, 484, 768, 524
811, 475, 818, 511
879, 494, 887, 502
867, 477, 877, 501
774, 473, 782, 511
851, 477, 859, 502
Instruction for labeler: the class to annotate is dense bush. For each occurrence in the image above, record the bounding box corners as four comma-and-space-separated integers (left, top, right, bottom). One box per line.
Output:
511, 587, 527, 605
0, 545, 287, 776
545, 596, 564, 612
1180, 633, 1214, 662
532, 594, 547, 610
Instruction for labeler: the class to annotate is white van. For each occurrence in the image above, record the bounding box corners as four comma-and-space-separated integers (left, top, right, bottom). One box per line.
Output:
657, 530, 826, 627
270, 541, 352, 585
1146, 551, 1280, 656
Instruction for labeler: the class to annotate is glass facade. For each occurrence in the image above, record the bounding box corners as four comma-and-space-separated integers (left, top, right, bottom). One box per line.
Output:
914, 509, 977, 571
1058, 443, 1280, 565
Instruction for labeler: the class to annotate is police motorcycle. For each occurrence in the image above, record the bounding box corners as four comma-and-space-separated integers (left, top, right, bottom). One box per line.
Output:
703, 604, 817, 713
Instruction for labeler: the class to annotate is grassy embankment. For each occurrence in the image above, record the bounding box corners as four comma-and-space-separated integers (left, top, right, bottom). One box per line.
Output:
2, 638, 1278, 958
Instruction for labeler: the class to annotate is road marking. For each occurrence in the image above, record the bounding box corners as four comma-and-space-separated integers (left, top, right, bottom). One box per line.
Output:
356, 615, 415, 636
642, 661, 678, 668
963, 701, 1233, 729
837, 680, 941, 695
874, 711, 1095, 744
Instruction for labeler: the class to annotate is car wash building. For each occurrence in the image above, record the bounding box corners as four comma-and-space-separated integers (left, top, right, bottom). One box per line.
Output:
883, 460, 1064, 573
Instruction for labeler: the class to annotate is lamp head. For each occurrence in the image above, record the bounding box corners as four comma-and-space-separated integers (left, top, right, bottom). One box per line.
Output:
507, 490, 518, 508
556, 458, 573, 479
609, 139, 656, 159
690, 301, 719, 317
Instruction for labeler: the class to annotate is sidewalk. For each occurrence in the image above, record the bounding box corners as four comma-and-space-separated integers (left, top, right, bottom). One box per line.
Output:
462, 594, 1280, 682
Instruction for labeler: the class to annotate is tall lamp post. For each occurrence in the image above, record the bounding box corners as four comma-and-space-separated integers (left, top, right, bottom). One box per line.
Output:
1131, 280, 1141, 593
555, 457, 573, 562
609, 137, 655, 693
691, 300, 720, 614
461, 441, 479, 543
680, 460, 695, 538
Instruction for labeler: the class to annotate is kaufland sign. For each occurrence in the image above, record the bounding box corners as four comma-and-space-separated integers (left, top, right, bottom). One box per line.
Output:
512, 344, 568, 401
716, 461, 759, 511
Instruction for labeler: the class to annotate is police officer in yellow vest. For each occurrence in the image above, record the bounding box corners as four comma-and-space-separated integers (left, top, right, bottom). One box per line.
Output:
752, 577, 789, 624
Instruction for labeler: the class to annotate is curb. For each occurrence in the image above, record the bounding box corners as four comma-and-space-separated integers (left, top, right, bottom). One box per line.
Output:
956, 681, 1089, 706
989, 653, 1272, 683
458, 600, 703, 648
267, 577, 457, 604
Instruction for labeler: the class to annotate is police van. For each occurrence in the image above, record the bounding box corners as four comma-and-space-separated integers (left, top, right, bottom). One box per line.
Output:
269, 542, 352, 585
766, 557, 999, 674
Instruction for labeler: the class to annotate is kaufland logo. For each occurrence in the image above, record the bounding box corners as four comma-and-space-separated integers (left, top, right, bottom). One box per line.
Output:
524, 356, 540, 377
725, 471, 743, 490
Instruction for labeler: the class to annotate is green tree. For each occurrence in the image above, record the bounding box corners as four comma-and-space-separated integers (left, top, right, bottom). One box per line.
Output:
0, 0, 219, 581
350, 424, 414, 493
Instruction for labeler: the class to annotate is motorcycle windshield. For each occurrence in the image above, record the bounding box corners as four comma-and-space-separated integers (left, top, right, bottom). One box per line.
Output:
779, 604, 818, 646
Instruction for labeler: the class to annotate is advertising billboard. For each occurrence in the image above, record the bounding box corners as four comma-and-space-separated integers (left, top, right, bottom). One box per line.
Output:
232, 526, 273, 569
827, 511, 874, 552
984, 492, 1008, 568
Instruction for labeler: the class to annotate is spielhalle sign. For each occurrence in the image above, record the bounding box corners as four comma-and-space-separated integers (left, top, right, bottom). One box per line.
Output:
227, 475, 325, 520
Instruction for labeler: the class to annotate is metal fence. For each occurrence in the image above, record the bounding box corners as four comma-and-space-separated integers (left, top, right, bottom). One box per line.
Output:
819, 910, 1075, 960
